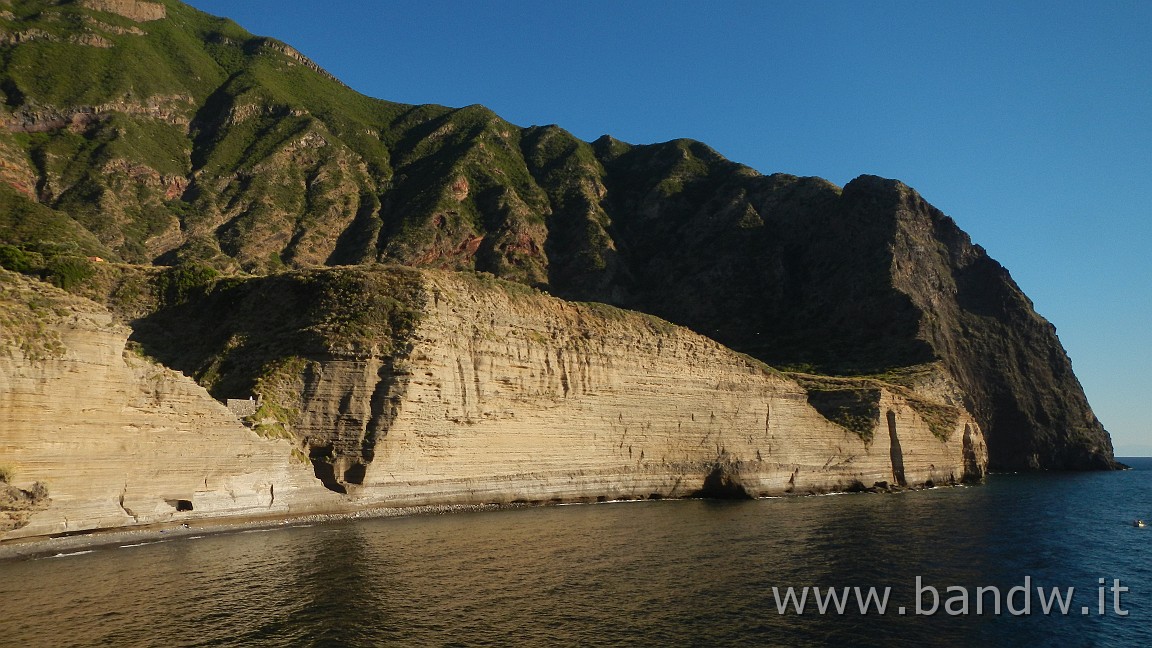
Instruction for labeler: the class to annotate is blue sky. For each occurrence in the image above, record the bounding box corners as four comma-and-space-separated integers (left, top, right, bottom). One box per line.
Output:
184, 0, 1151, 456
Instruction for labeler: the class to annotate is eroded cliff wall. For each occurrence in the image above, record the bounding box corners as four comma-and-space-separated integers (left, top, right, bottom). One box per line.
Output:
0, 1, 1113, 471
1, 268, 987, 541
0, 271, 337, 540
339, 272, 987, 505
131, 267, 988, 505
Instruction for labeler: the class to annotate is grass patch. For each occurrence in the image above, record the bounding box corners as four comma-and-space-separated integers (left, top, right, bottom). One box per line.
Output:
0, 268, 88, 363
575, 300, 679, 336
42, 254, 94, 290
155, 260, 218, 305
243, 355, 308, 441
904, 398, 959, 441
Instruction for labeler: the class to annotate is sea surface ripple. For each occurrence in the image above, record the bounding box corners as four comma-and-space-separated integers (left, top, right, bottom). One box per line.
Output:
3, 459, 1151, 647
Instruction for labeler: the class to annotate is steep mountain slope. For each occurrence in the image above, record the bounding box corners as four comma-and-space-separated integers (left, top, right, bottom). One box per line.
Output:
0, 0, 1116, 470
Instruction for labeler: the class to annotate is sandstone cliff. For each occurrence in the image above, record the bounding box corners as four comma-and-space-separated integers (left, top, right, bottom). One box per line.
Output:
0, 270, 337, 539
2, 268, 986, 540
131, 267, 988, 504
336, 271, 987, 506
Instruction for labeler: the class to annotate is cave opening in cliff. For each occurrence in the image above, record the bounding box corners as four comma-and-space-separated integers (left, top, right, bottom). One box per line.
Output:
343, 463, 367, 485
692, 463, 753, 500
175, 499, 193, 512
309, 444, 347, 494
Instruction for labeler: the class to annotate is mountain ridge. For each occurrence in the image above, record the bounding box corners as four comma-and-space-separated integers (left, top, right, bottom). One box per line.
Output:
0, 0, 1117, 471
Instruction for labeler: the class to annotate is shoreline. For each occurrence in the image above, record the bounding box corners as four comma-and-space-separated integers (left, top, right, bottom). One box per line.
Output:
0, 502, 518, 562
0, 482, 974, 562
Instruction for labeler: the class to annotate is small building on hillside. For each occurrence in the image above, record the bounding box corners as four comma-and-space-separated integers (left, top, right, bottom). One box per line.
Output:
226, 396, 259, 418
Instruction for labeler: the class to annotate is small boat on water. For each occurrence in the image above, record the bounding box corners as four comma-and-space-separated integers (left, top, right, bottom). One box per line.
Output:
1135, 519, 1147, 528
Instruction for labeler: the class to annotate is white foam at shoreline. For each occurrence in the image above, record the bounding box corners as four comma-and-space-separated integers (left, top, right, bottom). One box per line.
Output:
49, 550, 94, 558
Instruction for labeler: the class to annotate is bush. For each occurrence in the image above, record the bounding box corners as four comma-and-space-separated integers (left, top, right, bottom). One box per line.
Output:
156, 261, 219, 305
42, 255, 94, 290
0, 244, 44, 274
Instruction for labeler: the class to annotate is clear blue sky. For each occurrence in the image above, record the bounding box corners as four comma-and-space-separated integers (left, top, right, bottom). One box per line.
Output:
184, 0, 1151, 456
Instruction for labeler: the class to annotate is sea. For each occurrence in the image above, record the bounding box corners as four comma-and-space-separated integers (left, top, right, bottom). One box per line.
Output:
2, 458, 1151, 647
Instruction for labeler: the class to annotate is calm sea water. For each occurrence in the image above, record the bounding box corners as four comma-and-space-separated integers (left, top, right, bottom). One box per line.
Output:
3, 459, 1151, 647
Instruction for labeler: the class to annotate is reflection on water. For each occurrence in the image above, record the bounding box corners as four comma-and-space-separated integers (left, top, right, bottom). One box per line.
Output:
3, 460, 1151, 647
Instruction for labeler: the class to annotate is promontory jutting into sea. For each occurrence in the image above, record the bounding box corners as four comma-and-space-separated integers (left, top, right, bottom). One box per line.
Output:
0, 2, 1137, 643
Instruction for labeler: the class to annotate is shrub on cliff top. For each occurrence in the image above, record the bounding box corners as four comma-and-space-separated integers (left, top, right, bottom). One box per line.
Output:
156, 261, 219, 306
43, 255, 95, 291
0, 244, 44, 274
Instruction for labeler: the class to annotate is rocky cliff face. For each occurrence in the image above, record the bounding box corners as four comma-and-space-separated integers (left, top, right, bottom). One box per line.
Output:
342, 272, 986, 505
0, 0, 1115, 471
81, 0, 167, 23
0, 270, 338, 539
2, 268, 986, 540
130, 266, 988, 503
850, 176, 1114, 470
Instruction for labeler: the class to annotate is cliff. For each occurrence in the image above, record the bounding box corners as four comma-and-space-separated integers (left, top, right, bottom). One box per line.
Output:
136, 267, 988, 502
331, 271, 987, 505
0, 270, 338, 539
0, 0, 1114, 471
1, 268, 985, 540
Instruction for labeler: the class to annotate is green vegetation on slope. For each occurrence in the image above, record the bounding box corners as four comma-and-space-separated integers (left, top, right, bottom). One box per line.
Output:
0, 267, 88, 362
130, 265, 426, 398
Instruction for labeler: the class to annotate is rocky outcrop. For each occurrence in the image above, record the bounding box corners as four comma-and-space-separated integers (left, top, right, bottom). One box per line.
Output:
1, 267, 986, 540
81, 0, 166, 22
249, 38, 346, 85
0, 480, 49, 532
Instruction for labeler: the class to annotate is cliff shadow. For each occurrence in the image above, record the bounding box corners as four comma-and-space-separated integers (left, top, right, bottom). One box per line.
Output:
962, 424, 984, 482
126, 268, 427, 495
887, 410, 906, 487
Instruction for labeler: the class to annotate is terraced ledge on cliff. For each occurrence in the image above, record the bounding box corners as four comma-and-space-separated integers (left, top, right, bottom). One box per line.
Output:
1, 267, 986, 540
